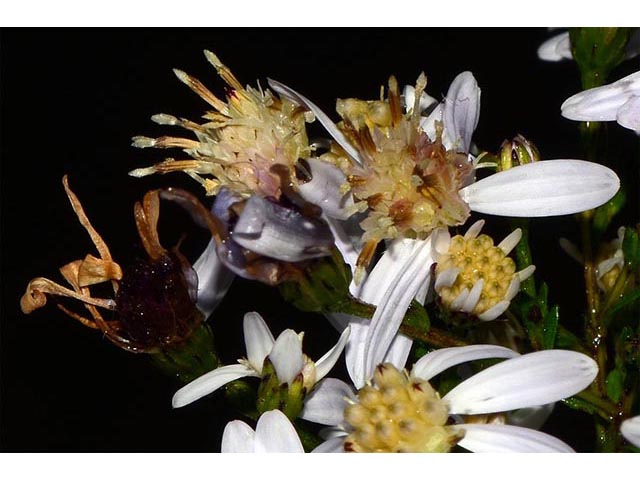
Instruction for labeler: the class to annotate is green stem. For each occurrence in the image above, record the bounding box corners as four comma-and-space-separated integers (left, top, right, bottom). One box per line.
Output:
399, 324, 467, 348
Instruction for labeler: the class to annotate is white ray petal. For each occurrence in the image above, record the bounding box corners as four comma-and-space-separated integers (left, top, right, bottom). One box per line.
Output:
363, 238, 434, 380
297, 158, 355, 220
460, 160, 620, 217
243, 311, 275, 372
497, 229, 522, 255
450, 288, 469, 310
454, 424, 574, 452
620, 415, 640, 448
411, 344, 519, 382
616, 95, 640, 132
268, 79, 364, 166
477, 300, 510, 321
221, 420, 256, 453
443, 71, 481, 153
435, 267, 460, 291
315, 326, 351, 382
517, 265, 536, 282
559, 237, 584, 264
403, 84, 438, 113
312, 436, 347, 453
193, 239, 235, 319
504, 277, 521, 301
172, 364, 257, 408
562, 71, 640, 122
537, 32, 572, 61
464, 219, 485, 240
253, 409, 305, 453
461, 279, 484, 312
269, 329, 305, 385
444, 350, 598, 415
301, 378, 355, 426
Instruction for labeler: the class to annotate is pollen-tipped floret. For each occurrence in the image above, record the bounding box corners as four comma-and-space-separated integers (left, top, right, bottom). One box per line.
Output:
130, 51, 314, 200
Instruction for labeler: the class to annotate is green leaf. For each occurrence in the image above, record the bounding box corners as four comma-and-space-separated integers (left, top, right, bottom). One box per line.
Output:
605, 368, 625, 403
607, 288, 640, 319
542, 305, 559, 349
569, 27, 632, 89
622, 227, 640, 271
592, 189, 626, 244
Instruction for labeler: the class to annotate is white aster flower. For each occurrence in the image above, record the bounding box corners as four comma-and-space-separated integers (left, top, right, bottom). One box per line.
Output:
267, 73, 619, 387
561, 70, 640, 133
172, 311, 350, 408
434, 219, 536, 321
302, 345, 597, 453
621, 415, 640, 448
221, 409, 304, 453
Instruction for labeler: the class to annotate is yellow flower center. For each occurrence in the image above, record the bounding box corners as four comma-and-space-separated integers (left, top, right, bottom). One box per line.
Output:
437, 234, 516, 316
343, 364, 458, 453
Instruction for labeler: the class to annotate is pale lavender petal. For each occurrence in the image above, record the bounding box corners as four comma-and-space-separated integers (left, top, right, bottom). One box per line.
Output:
298, 158, 354, 220
411, 344, 519, 382
363, 238, 435, 380
221, 420, 256, 453
621, 415, 640, 447
537, 32, 572, 61
301, 378, 355, 426
312, 436, 346, 453
460, 160, 620, 217
561, 71, 640, 121
454, 423, 574, 452
243, 311, 275, 372
268, 79, 365, 166
232, 195, 334, 262
172, 364, 256, 408
445, 350, 598, 415
193, 239, 234, 318
443, 71, 481, 153
315, 326, 351, 382
254, 410, 304, 453
269, 329, 305, 385
616, 95, 640, 132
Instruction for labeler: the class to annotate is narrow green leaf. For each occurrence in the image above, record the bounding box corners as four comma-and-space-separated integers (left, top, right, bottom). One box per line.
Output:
542, 305, 559, 349
605, 368, 625, 403
622, 227, 640, 271
592, 189, 626, 244
607, 288, 640, 318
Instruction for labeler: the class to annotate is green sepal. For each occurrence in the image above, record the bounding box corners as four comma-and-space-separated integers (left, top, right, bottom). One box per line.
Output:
569, 27, 633, 89
592, 189, 626, 245
256, 358, 305, 420
225, 379, 259, 421
147, 322, 219, 384
279, 248, 353, 313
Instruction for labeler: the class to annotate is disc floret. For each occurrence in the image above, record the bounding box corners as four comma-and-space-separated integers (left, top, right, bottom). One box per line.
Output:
343, 363, 458, 453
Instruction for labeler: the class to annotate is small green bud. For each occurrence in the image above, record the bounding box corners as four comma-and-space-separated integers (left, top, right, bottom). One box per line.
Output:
256, 358, 306, 420
498, 135, 541, 172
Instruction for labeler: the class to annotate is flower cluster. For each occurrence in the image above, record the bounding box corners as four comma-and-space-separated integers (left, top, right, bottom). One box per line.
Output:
20, 34, 640, 455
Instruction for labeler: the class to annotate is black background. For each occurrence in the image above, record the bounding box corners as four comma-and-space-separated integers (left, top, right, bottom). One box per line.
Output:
1, 28, 638, 452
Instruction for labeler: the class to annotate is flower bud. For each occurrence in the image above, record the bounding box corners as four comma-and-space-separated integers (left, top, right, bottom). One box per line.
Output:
498, 135, 541, 172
